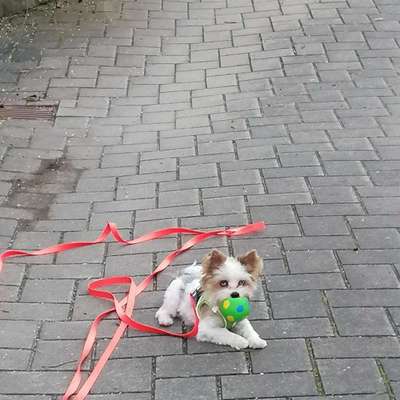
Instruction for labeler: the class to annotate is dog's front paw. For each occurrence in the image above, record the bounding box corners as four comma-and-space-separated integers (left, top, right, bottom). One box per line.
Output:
248, 336, 267, 349
155, 309, 174, 326
229, 336, 249, 350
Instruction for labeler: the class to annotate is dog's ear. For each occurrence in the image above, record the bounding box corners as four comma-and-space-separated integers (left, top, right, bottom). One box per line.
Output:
238, 249, 263, 278
202, 249, 227, 274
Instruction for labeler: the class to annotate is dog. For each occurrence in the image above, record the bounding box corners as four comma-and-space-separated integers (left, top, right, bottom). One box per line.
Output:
155, 249, 267, 350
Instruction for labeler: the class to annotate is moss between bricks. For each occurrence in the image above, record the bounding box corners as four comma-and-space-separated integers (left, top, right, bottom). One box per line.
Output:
0, 0, 52, 17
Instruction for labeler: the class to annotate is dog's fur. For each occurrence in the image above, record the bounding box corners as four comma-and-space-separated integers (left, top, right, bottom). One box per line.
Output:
155, 249, 267, 350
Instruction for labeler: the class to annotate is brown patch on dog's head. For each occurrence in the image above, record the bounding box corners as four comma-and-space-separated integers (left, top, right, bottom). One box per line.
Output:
237, 249, 263, 279
202, 249, 227, 274
201, 249, 227, 287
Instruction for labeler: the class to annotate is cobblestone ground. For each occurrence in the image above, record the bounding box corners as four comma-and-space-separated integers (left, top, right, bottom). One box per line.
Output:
0, 0, 400, 398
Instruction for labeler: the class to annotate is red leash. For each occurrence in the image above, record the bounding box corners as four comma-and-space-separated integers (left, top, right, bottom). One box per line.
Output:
0, 221, 265, 399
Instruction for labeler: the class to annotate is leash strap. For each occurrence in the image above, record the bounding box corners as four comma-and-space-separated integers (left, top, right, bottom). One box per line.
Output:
0, 221, 265, 399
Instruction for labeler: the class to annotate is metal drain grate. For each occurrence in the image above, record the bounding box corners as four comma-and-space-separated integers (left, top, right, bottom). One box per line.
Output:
0, 104, 57, 120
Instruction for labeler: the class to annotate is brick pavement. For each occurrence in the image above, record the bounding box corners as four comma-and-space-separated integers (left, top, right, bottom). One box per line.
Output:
0, 0, 400, 398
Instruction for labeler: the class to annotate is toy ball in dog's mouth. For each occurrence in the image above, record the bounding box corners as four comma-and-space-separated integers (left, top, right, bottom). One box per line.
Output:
218, 296, 250, 326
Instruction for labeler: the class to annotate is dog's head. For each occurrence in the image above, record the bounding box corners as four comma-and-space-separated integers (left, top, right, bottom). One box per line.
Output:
200, 249, 263, 305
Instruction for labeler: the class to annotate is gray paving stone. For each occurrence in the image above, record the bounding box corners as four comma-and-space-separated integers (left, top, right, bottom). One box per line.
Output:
279, 152, 320, 167
267, 315, 332, 339
265, 177, 308, 193
263, 166, 324, 178
12, 232, 61, 250
141, 158, 177, 174
381, 358, 400, 382
202, 185, 264, 198
105, 252, 153, 275
159, 189, 198, 207
56, 241, 105, 264
354, 228, 400, 249
0, 302, 69, 321
76, 177, 116, 192
71, 295, 117, 321
221, 169, 262, 185
332, 307, 395, 336
136, 205, 200, 222
0, 371, 71, 394
0, 320, 37, 348
198, 140, 234, 155
101, 152, 138, 168
88, 394, 150, 400
327, 289, 400, 308
364, 198, 400, 214
48, 203, 90, 220
287, 250, 339, 273
338, 249, 400, 264
119, 172, 176, 186
32, 340, 85, 370
268, 273, 345, 291
89, 211, 133, 230
317, 359, 385, 395
92, 358, 152, 393
248, 192, 312, 206
312, 337, 400, 358
231, 237, 282, 259
182, 214, 248, 229
203, 196, 246, 215
357, 186, 400, 198
296, 203, 364, 217
40, 320, 117, 340
324, 161, 366, 176
392, 382, 400, 399
256, 223, 301, 238
300, 216, 350, 236
251, 339, 311, 373
96, 336, 182, 358
21, 279, 75, 303
0, 286, 18, 302
344, 265, 400, 289
160, 177, 219, 191
0, 219, 18, 237
250, 205, 297, 224
270, 291, 327, 318
297, 396, 389, 400
0, 396, 53, 400
156, 353, 248, 378
91, 194, 154, 211
390, 306, 400, 326
33, 219, 87, 232
313, 186, 358, 203
221, 372, 317, 398
180, 163, 217, 179
155, 377, 217, 400
0, 264, 24, 286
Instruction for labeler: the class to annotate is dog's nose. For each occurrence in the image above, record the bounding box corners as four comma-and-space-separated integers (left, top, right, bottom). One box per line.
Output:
230, 292, 240, 298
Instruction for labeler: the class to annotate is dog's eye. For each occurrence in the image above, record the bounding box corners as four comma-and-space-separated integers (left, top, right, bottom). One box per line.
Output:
219, 280, 228, 287
238, 280, 247, 287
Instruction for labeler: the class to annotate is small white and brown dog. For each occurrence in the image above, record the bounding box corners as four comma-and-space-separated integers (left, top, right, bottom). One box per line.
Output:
156, 249, 267, 350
